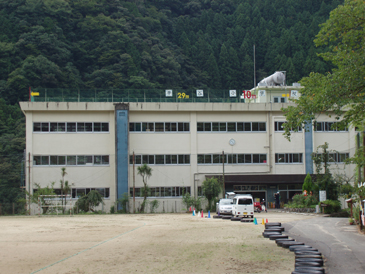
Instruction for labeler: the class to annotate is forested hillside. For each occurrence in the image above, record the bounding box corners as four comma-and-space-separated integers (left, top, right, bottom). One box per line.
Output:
0, 0, 342, 207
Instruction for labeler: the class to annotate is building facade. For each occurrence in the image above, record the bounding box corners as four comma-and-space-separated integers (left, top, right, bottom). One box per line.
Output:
20, 86, 356, 214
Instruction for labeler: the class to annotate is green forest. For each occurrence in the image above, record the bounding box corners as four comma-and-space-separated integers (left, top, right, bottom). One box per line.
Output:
0, 0, 343, 208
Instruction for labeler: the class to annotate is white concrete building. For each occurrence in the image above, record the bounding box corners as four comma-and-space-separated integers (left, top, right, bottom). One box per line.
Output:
20, 85, 356, 214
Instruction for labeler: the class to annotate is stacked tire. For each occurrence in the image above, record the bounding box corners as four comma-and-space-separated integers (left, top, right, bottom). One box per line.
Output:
262, 222, 325, 274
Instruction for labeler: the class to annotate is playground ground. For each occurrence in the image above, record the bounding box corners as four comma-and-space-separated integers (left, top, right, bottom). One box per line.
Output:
0, 211, 318, 274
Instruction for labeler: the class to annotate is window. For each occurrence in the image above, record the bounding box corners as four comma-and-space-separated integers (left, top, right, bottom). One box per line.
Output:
33, 156, 49, 165
77, 122, 92, 132
67, 156, 76, 165
275, 153, 303, 163
142, 122, 154, 132
131, 154, 190, 165
50, 123, 66, 132
155, 155, 165, 164
67, 123, 76, 132
77, 155, 93, 165
275, 121, 302, 132
130, 186, 190, 197
198, 154, 266, 165
178, 122, 190, 132
50, 155, 66, 165
204, 123, 211, 131
94, 122, 109, 132
315, 122, 348, 132
72, 188, 110, 198
33, 122, 49, 132
227, 122, 236, 132
315, 152, 349, 163
273, 97, 286, 103
130, 122, 190, 132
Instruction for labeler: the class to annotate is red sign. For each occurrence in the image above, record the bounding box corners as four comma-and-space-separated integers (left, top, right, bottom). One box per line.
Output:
241, 90, 256, 99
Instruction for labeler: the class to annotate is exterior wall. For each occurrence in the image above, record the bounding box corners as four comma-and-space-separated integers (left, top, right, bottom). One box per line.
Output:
20, 98, 357, 214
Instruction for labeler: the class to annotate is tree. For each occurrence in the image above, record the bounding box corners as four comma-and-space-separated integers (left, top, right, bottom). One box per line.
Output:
312, 142, 339, 201
201, 177, 222, 211
25, 183, 56, 214
283, 0, 365, 141
75, 190, 104, 213
137, 164, 152, 213
302, 173, 313, 193
59, 167, 71, 214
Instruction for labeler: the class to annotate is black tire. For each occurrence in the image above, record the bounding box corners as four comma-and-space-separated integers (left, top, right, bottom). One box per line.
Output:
264, 228, 282, 232
294, 267, 324, 274
295, 251, 322, 256
262, 232, 281, 238
289, 245, 315, 251
296, 255, 322, 259
269, 235, 288, 240
276, 238, 294, 244
231, 217, 242, 221
213, 215, 222, 218
221, 215, 232, 220
292, 271, 323, 274
265, 226, 285, 232
296, 258, 323, 266
295, 262, 322, 267
265, 222, 281, 228
241, 219, 254, 223
281, 241, 305, 248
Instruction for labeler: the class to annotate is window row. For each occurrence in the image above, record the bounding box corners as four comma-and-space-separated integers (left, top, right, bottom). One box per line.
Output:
197, 122, 266, 132
130, 154, 190, 165
33, 188, 110, 198
314, 152, 349, 163
33, 122, 109, 133
130, 187, 191, 197
129, 122, 190, 132
274, 121, 302, 132
33, 155, 110, 166
233, 185, 267, 191
197, 154, 267, 164
275, 153, 303, 163
315, 122, 348, 132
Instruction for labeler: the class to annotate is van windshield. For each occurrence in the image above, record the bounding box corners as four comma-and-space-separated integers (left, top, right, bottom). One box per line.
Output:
238, 198, 252, 205
220, 199, 232, 205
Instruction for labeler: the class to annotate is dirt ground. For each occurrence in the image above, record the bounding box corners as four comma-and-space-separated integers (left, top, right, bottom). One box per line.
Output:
0, 211, 318, 274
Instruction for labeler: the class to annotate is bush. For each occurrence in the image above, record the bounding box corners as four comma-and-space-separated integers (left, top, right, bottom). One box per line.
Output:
319, 200, 341, 214
110, 205, 115, 214
286, 194, 318, 208
353, 205, 360, 223
149, 199, 159, 213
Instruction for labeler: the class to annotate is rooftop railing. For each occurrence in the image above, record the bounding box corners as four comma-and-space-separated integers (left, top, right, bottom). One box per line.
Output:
31, 88, 248, 103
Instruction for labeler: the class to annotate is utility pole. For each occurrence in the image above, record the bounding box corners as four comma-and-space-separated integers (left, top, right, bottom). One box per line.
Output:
28, 152, 31, 215
133, 151, 135, 213
222, 151, 225, 197
253, 45, 256, 87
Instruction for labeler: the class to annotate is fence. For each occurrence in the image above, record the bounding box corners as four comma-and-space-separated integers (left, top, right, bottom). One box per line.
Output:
0, 203, 27, 215
32, 88, 248, 103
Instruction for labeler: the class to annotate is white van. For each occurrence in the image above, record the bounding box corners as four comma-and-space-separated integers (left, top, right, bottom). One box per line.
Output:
232, 194, 254, 218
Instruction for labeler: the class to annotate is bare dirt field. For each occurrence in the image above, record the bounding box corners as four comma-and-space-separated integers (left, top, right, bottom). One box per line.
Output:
0, 211, 318, 274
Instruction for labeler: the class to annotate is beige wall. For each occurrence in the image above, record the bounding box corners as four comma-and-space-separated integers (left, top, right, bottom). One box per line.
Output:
20, 100, 357, 214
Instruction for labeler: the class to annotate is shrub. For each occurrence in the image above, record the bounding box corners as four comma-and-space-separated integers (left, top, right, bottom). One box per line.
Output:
150, 199, 159, 213
286, 194, 318, 208
319, 200, 341, 214
110, 205, 115, 214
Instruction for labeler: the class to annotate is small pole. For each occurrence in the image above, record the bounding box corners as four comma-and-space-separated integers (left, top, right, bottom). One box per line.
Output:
222, 151, 225, 196
28, 152, 31, 215
133, 151, 135, 213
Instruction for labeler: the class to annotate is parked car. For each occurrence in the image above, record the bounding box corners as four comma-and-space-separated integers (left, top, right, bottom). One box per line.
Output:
231, 194, 254, 218
216, 198, 233, 215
